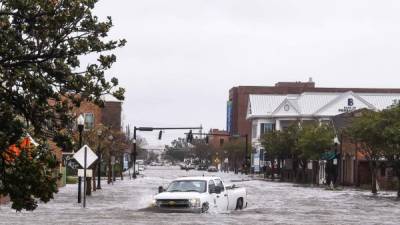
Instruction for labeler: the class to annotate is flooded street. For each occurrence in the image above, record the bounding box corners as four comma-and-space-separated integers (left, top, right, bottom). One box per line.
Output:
1, 166, 399, 225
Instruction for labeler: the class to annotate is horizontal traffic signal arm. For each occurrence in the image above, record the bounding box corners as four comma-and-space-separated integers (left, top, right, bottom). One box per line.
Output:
185, 132, 247, 138
137, 127, 202, 131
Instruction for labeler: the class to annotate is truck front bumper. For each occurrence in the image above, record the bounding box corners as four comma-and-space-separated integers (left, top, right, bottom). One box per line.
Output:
153, 206, 202, 213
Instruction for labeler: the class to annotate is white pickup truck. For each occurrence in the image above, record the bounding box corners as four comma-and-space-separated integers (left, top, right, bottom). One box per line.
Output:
152, 176, 247, 213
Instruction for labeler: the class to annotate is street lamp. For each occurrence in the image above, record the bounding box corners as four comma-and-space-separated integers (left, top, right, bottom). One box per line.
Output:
77, 115, 85, 147
333, 136, 340, 186
77, 114, 84, 204
224, 150, 228, 173
132, 127, 137, 179
96, 130, 102, 189
108, 135, 114, 184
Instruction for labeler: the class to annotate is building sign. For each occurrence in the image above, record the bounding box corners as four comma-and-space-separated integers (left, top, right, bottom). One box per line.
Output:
338, 106, 356, 113
226, 101, 233, 133
338, 98, 356, 113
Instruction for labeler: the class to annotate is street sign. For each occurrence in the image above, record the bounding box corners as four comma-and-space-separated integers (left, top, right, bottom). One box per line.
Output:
78, 169, 93, 177
73, 145, 98, 168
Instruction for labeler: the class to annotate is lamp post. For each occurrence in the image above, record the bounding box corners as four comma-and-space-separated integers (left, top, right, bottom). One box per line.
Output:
333, 136, 340, 186
96, 130, 102, 189
108, 135, 114, 184
132, 127, 137, 179
224, 150, 228, 173
77, 115, 84, 204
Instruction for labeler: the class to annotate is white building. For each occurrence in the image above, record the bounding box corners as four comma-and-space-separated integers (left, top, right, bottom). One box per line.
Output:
246, 91, 400, 172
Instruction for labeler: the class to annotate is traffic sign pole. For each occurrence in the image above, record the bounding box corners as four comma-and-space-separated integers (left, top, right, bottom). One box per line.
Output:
83, 146, 87, 208
74, 144, 97, 208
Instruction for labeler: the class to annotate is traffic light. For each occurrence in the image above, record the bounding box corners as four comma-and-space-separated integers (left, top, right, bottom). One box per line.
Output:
158, 130, 162, 140
205, 136, 209, 144
187, 130, 193, 143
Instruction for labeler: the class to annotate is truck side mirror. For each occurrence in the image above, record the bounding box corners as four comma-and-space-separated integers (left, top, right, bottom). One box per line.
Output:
158, 186, 164, 193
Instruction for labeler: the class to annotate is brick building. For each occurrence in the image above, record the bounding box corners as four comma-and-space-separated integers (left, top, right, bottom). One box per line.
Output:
227, 79, 400, 138
332, 110, 398, 189
207, 129, 230, 169
208, 129, 230, 150
74, 95, 122, 131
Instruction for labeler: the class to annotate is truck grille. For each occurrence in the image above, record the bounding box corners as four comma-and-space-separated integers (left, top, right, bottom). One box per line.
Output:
156, 199, 190, 208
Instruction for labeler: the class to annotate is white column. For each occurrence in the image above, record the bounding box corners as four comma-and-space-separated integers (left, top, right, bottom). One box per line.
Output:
275, 119, 281, 131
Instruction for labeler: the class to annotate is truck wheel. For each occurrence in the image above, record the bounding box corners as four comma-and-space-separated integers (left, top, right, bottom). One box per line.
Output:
236, 198, 243, 210
201, 203, 209, 213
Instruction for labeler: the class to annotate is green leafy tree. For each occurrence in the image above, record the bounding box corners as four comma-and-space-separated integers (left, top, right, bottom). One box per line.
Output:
0, 0, 125, 211
261, 129, 295, 180
348, 111, 385, 194
298, 123, 334, 160
221, 138, 247, 172
1, 138, 59, 211
192, 142, 213, 164
297, 122, 334, 184
379, 105, 400, 197
165, 138, 191, 162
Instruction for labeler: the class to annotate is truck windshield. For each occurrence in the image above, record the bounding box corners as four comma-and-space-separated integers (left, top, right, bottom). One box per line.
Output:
166, 180, 206, 193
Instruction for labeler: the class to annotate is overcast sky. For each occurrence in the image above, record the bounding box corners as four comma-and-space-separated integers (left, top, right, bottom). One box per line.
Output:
91, 0, 400, 146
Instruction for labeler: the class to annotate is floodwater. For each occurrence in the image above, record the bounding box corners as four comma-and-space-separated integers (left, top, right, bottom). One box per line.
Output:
0, 166, 399, 225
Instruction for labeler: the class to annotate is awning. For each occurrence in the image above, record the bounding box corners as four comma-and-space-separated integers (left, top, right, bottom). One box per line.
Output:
321, 151, 337, 160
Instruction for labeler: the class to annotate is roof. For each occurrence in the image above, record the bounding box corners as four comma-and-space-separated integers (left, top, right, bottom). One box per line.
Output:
247, 91, 400, 119
101, 94, 123, 103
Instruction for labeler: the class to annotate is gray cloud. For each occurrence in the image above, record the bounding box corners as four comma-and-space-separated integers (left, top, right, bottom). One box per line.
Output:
91, 0, 400, 145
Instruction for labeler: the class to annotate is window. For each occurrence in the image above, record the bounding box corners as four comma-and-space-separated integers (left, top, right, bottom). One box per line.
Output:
260, 123, 275, 136
208, 180, 215, 193
214, 179, 225, 192
260, 149, 264, 161
84, 113, 95, 129
219, 138, 224, 147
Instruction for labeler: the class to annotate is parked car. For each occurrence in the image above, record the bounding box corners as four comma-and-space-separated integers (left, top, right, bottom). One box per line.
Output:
186, 164, 196, 170
207, 166, 218, 172
197, 164, 207, 171
152, 176, 247, 213
179, 163, 187, 170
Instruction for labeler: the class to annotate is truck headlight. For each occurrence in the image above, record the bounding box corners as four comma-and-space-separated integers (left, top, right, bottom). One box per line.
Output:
151, 199, 157, 207
189, 198, 200, 208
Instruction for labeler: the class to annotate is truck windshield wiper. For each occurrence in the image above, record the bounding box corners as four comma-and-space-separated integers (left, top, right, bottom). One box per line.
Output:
168, 190, 182, 192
